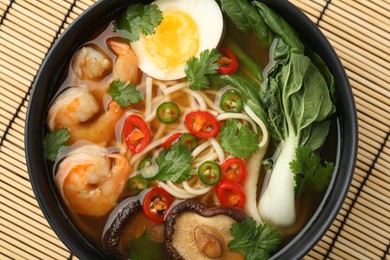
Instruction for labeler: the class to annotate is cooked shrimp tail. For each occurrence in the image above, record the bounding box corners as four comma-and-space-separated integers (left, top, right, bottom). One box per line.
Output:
107, 38, 139, 83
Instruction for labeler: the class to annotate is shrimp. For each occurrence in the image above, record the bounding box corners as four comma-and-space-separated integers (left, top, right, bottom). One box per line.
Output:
55, 146, 131, 216
72, 44, 112, 80
107, 38, 139, 83
47, 86, 99, 132
68, 101, 124, 145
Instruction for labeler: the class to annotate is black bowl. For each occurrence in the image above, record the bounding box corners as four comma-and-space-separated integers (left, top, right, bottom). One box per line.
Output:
25, 0, 358, 259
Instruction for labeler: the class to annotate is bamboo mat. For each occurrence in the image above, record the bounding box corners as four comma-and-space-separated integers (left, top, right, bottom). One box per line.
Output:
0, 0, 389, 259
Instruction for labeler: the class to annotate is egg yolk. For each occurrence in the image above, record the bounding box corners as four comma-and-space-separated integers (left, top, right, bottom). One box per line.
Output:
143, 10, 199, 71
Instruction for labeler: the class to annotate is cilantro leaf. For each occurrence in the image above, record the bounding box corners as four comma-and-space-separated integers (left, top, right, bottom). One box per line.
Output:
108, 80, 143, 108
219, 119, 259, 159
290, 146, 334, 195
155, 144, 193, 182
229, 217, 282, 260
128, 229, 162, 260
115, 3, 163, 42
185, 49, 221, 90
43, 128, 70, 161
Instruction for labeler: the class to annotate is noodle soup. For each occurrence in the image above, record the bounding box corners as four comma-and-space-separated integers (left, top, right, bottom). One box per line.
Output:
43, 0, 337, 259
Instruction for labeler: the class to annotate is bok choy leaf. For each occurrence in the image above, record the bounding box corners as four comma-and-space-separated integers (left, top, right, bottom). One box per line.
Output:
220, 0, 273, 45
254, 2, 304, 54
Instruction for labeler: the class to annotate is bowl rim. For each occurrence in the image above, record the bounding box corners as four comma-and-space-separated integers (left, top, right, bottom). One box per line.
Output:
25, 0, 358, 259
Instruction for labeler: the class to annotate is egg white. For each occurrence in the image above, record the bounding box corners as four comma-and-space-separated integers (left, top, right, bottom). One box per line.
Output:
130, 0, 224, 80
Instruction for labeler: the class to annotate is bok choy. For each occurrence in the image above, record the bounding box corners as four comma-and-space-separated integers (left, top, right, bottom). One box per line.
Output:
258, 52, 335, 228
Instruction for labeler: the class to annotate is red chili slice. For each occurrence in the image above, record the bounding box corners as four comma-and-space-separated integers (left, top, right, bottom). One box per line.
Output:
220, 158, 247, 184
123, 114, 151, 153
184, 110, 220, 139
161, 133, 182, 148
218, 47, 238, 74
216, 179, 246, 209
143, 187, 173, 223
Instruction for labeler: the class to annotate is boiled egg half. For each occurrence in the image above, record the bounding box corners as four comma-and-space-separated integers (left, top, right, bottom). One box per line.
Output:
130, 0, 224, 80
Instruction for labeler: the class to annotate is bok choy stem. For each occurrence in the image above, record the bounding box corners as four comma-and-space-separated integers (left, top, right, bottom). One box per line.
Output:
258, 137, 298, 227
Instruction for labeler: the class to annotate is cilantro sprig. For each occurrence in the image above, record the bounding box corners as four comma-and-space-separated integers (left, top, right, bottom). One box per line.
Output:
184, 49, 221, 90
229, 217, 282, 260
155, 143, 193, 183
108, 80, 143, 108
218, 119, 259, 159
43, 128, 70, 161
115, 3, 163, 42
291, 146, 334, 195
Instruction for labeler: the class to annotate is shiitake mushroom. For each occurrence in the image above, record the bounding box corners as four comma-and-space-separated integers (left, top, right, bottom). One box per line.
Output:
102, 199, 142, 259
164, 200, 247, 260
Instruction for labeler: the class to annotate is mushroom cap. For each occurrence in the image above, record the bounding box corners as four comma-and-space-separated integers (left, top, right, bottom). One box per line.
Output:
102, 199, 142, 259
164, 200, 247, 260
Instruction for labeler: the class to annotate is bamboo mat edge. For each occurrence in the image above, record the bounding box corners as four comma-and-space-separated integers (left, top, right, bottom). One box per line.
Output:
1, 0, 389, 259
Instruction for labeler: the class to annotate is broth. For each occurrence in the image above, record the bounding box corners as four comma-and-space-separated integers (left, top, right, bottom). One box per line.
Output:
45, 1, 337, 259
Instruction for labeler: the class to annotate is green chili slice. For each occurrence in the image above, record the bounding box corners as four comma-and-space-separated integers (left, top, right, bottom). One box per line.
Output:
156, 102, 180, 123
178, 133, 199, 151
139, 156, 160, 180
128, 175, 149, 195
140, 156, 152, 169
220, 91, 243, 113
198, 161, 221, 186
